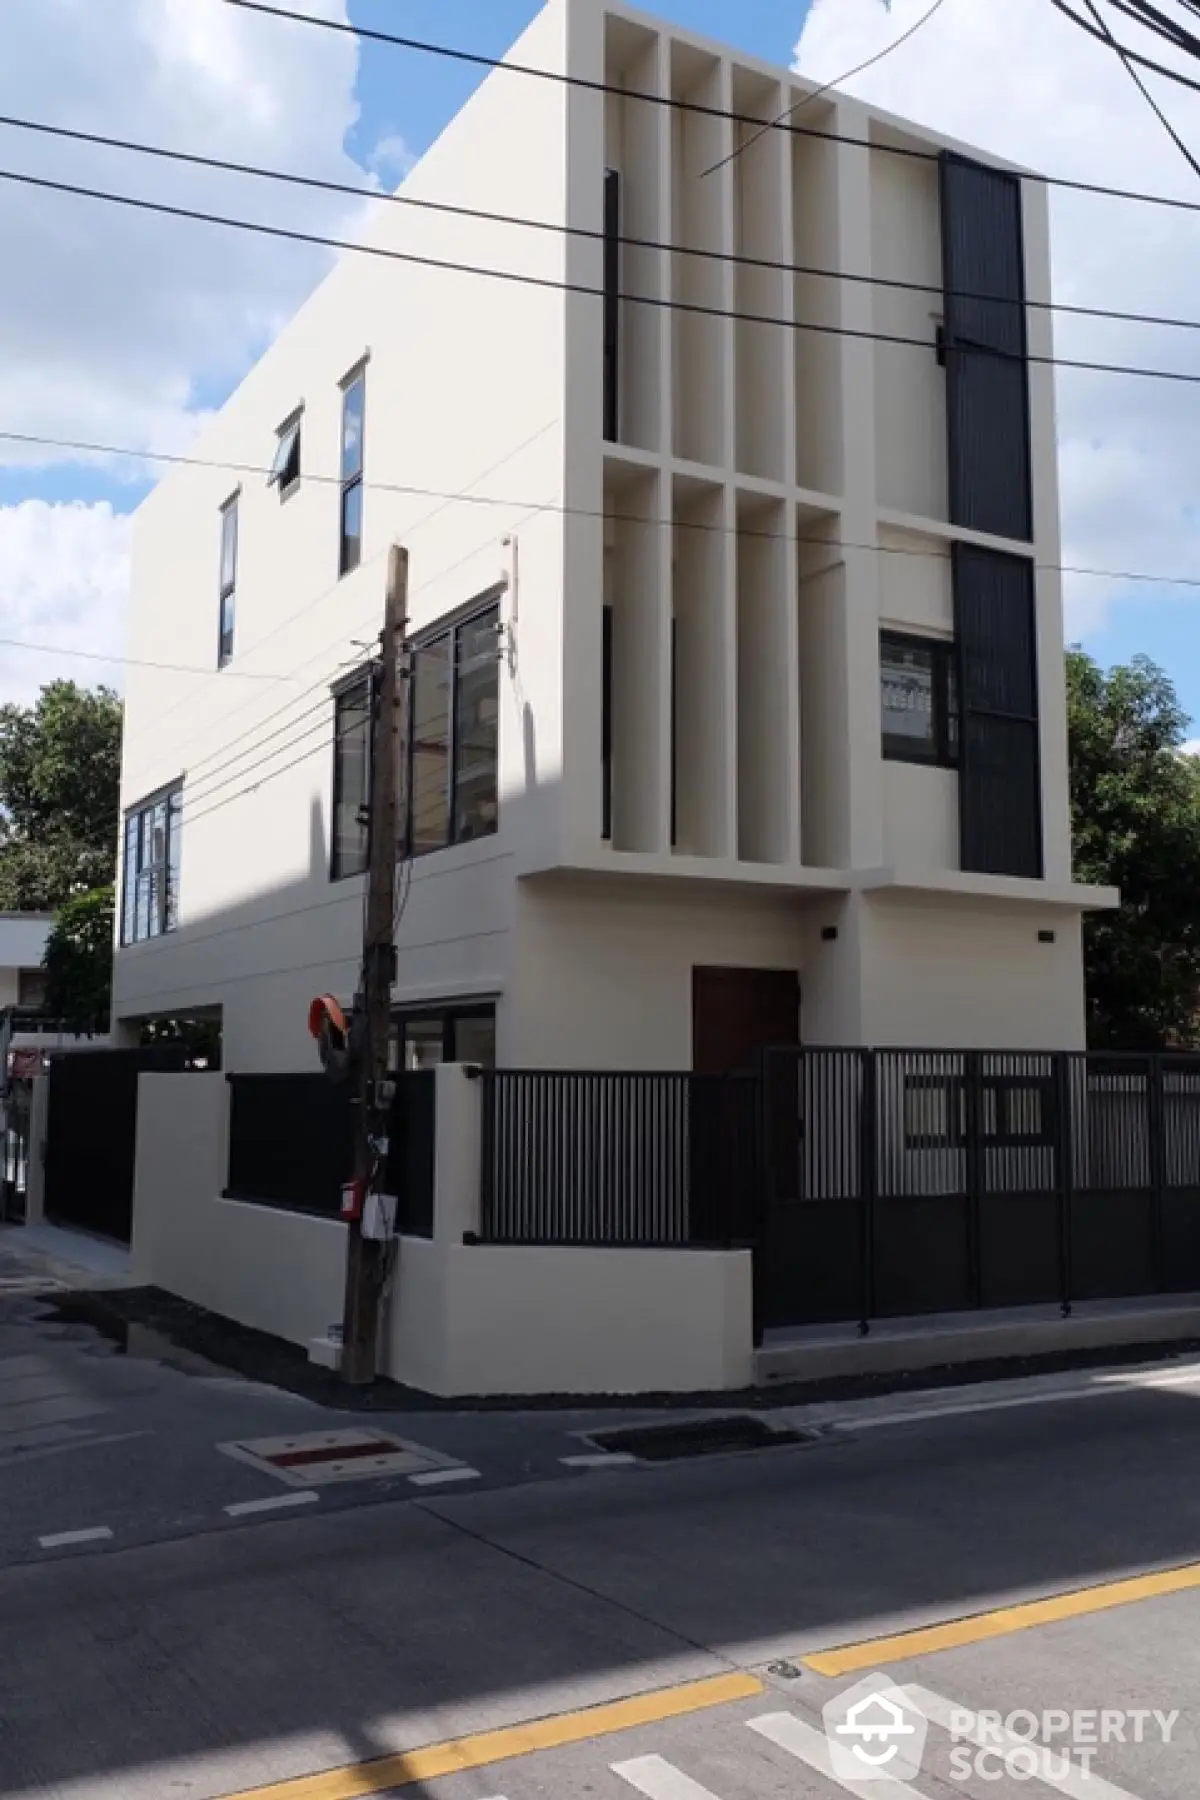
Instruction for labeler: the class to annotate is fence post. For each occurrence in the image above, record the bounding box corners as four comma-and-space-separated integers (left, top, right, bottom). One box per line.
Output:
858, 1050, 877, 1337
1054, 1052, 1074, 1319
1148, 1054, 1166, 1294
963, 1051, 984, 1310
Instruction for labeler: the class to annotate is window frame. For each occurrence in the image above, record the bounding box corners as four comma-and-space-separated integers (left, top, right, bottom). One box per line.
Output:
268, 409, 303, 501
120, 780, 184, 947
388, 1002, 497, 1072
879, 629, 959, 769
338, 363, 367, 577
330, 667, 373, 882
217, 493, 239, 670
403, 588, 502, 860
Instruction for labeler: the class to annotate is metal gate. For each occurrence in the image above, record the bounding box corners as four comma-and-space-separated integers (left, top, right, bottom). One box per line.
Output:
43, 1046, 186, 1244
755, 1047, 1200, 1336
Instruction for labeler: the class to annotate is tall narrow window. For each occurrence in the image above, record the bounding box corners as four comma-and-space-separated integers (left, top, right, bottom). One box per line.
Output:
331, 674, 371, 879
601, 602, 613, 840
339, 368, 366, 576
603, 168, 620, 443
405, 595, 500, 857
218, 496, 238, 668
120, 782, 183, 945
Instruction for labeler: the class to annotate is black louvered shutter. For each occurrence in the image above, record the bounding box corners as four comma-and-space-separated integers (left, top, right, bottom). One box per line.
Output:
940, 155, 1032, 543
954, 544, 1043, 878
603, 169, 620, 443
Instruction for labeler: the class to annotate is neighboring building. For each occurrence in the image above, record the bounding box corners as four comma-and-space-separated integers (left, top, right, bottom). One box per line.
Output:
0, 915, 52, 1021
112, 1, 1125, 1392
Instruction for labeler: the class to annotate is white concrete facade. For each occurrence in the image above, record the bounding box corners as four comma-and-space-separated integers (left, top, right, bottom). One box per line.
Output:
114, 0, 1112, 1075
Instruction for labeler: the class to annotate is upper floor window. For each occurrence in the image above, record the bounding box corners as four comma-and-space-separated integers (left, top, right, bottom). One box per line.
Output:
407, 596, 500, 857
218, 495, 238, 669
339, 368, 365, 576
121, 783, 183, 946
17, 969, 47, 1012
268, 411, 302, 500
331, 673, 371, 880
880, 631, 959, 768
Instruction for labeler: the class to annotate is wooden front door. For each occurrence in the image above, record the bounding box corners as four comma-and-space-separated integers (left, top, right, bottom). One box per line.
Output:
692, 967, 800, 1075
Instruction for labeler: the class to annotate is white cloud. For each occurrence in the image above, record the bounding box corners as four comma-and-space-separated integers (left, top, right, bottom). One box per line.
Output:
794, 0, 1200, 642
0, 502, 131, 707
368, 134, 418, 184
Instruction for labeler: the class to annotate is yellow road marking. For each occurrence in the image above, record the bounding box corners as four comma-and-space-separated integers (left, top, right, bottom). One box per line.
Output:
804, 1559, 1200, 1676
217, 1670, 763, 1800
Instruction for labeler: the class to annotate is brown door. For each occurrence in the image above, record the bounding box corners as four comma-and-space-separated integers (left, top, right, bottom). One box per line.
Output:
692, 966, 800, 1074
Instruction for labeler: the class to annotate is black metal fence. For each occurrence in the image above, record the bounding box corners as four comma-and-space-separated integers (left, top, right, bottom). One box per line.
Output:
225, 1070, 436, 1233
477, 1050, 1200, 1337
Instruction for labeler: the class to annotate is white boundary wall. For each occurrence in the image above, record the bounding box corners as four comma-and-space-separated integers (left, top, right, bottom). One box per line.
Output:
131, 1066, 753, 1396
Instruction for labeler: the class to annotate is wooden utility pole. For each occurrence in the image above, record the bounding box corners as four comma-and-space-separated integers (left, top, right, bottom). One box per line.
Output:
340, 542, 407, 1385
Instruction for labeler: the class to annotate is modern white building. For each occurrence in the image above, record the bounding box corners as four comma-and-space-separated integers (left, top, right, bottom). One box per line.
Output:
113, 0, 1121, 1393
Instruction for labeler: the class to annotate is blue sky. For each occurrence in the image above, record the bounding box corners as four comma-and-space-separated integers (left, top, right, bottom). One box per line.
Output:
3, 0, 1199, 732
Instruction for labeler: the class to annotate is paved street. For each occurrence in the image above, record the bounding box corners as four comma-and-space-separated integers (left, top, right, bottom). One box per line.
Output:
3, 1229, 1200, 1799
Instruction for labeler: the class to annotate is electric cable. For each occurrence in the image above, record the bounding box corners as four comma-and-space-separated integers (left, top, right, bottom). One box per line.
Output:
7, 160, 1200, 386
1074, 0, 1200, 182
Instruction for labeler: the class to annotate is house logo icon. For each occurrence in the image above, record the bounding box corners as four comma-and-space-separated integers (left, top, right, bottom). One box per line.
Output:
822, 1673, 929, 1784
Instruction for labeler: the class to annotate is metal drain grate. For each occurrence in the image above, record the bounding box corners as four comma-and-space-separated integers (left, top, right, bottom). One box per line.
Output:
585, 1414, 826, 1463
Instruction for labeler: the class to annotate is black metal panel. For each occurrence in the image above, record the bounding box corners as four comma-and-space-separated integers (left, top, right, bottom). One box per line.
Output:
603, 169, 620, 443
1160, 1191, 1200, 1294
977, 1192, 1061, 1307
758, 1200, 862, 1329
386, 1070, 436, 1237
954, 544, 1043, 879
940, 153, 1032, 542
226, 1074, 353, 1218
1069, 1191, 1156, 1300
44, 1047, 186, 1244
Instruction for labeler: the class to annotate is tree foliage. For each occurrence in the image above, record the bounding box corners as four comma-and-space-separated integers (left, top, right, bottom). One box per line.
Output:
1067, 649, 1200, 1049
43, 886, 114, 1032
0, 682, 122, 911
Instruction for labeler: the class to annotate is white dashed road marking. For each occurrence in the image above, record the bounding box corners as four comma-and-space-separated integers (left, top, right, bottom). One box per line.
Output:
224, 1491, 321, 1518
910, 1683, 1147, 1800
38, 1527, 114, 1549
408, 1467, 482, 1487
560, 1452, 638, 1468
747, 1711, 929, 1797
612, 1753, 724, 1798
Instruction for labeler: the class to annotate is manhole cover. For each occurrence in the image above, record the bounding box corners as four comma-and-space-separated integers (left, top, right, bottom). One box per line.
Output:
219, 1429, 462, 1487
585, 1415, 825, 1463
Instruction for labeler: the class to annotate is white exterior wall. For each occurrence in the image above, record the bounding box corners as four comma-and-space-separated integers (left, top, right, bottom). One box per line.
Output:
115, 0, 1112, 1081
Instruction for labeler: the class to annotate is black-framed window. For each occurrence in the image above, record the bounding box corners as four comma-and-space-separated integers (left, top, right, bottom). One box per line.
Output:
121, 783, 183, 946
331, 674, 371, 880
405, 596, 500, 857
218, 496, 238, 669
601, 601, 613, 840
388, 1005, 496, 1072
880, 631, 959, 767
603, 168, 620, 443
339, 368, 365, 576
268, 413, 302, 499
17, 970, 47, 1011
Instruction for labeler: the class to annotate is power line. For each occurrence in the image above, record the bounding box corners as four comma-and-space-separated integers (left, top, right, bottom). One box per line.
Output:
7, 112, 1200, 338
8, 163, 1200, 389
0, 631, 283, 679
221, 0, 1200, 149
1043, 0, 1200, 89
7, 421, 1200, 592
705, 0, 955, 178
1071, 0, 1200, 182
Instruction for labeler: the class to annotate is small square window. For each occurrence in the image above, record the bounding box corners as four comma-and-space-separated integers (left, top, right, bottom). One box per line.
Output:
880, 632, 958, 768
268, 416, 301, 497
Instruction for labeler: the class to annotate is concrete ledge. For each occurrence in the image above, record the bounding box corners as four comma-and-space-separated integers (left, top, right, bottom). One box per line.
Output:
755, 1296, 1200, 1386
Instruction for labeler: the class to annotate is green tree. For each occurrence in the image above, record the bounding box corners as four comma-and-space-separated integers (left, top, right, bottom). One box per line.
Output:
42, 886, 114, 1032
1067, 649, 1200, 1048
0, 682, 122, 910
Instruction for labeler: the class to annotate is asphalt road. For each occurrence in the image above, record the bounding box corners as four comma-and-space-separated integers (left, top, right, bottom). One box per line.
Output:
3, 1236, 1200, 1800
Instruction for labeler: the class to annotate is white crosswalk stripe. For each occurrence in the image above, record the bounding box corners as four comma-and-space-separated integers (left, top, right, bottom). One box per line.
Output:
747, 1711, 929, 1796
612, 1753, 724, 1798
909, 1684, 1148, 1800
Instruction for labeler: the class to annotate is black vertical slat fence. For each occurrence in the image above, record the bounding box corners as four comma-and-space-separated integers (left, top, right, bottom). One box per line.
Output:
478, 1050, 1200, 1337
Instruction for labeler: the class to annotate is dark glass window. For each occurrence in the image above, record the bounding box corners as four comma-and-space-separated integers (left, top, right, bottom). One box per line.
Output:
121, 782, 183, 946
339, 371, 365, 575
269, 416, 302, 498
331, 677, 371, 880
218, 497, 238, 668
405, 596, 500, 857
17, 970, 47, 1011
389, 1006, 496, 1072
880, 632, 959, 767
